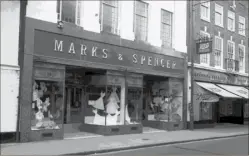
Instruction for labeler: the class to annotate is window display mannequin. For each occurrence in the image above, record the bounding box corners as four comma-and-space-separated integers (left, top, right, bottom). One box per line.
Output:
91, 91, 106, 125
31, 81, 60, 130
106, 87, 120, 115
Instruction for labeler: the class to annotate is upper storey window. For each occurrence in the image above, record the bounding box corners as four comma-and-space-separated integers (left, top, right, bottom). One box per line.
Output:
101, 0, 119, 35
134, 0, 149, 41
57, 0, 81, 25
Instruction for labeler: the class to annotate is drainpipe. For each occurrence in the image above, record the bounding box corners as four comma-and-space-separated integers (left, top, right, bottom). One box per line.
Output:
16, 0, 27, 142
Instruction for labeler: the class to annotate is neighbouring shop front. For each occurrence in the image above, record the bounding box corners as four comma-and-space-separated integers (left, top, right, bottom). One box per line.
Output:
189, 68, 249, 129
18, 17, 187, 142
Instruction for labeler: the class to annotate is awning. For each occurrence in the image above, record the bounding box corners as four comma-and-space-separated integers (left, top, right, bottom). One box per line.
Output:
196, 82, 241, 98
216, 84, 249, 99
194, 82, 219, 102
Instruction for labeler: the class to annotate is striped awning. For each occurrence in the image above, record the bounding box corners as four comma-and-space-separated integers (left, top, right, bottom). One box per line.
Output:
196, 82, 240, 98
194, 82, 219, 102
216, 84, 249, 99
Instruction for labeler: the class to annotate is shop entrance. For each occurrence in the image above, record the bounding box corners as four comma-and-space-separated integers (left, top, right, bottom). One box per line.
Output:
217, 99, 244, 125
64, 86, 85, 124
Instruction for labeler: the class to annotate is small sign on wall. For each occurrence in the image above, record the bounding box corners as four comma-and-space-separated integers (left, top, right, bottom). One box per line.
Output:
196, 38, 212, 54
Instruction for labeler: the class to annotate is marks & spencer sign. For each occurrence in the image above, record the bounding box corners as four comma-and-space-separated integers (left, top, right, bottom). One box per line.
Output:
34, 30, 184, 74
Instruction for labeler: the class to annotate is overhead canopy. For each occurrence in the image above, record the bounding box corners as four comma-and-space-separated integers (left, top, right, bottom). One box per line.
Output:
194, 82, 219, 102
196, 82, 240, 98
216, 84, 249, 99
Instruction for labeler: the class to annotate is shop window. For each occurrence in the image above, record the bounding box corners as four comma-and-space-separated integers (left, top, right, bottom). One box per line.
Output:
134, 0, 149, 41
57, 0, 81, 25
161, 9, 173, 48
143, 78, 183, 123
31, 80, 64, 130
244, 103, 249, 118
85, 84, 140, 126
101, 0, 120, 35
200, 102, 213, 120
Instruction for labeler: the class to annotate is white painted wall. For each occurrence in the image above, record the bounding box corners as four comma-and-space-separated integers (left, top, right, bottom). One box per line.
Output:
0, 1, 20, 132
26, 0, 187, 52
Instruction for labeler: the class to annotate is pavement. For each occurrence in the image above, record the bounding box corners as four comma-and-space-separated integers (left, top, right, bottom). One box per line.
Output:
0, 124, 248, 155
94, 135, 249, 155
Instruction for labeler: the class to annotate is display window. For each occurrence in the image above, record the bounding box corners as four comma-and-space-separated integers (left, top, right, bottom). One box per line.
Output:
143, 77, 183, 123
85, 84, 137, 126
200, 102, 213, 120
31, 80, 64, 130
244, 103, 249, 118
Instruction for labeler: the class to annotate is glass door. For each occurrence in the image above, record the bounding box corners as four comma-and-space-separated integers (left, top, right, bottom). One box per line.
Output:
64, 86, 85, 123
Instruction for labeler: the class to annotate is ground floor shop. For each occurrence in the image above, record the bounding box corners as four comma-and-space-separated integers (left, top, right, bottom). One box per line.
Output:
17, 17, 187, 142
187, 68, 249, 129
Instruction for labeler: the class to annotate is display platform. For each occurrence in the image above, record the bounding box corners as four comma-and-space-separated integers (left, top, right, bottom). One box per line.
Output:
79, 123, 143, 136
142, 120, 183, 131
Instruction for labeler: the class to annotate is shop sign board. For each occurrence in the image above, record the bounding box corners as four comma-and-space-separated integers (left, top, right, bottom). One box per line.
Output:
194, 69, 248, 86
34, 30, 184, 75
196, 40, 212, 54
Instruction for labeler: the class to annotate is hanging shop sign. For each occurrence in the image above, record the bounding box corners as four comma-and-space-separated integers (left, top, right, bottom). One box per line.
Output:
33, 30, 184, 75
194, 69, 248, 86
196, 38, 212, 54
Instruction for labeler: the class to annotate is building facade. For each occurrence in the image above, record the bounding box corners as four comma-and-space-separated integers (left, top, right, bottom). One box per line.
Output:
187, 0, 249, 128
12, 0, 189, 142
0, 1, 21, 143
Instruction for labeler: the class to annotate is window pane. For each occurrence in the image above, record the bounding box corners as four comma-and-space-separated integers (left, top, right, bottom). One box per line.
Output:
31, 80, 64, 130
135, 1, 148, 41
161, 10, 172, 47
102, 1, 119, 34
135, 1, 148, 17
215, 12, 222, 25
61, 1, 76, 24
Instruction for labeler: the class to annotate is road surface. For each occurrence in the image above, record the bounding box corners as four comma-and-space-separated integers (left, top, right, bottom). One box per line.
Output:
90, 135, 248, 155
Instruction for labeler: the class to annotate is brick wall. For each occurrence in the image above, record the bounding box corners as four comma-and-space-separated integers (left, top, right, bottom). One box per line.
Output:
188, 0, 248, 74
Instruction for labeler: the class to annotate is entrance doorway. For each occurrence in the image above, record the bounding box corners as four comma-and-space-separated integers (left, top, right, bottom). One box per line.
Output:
64, 86, 85, 124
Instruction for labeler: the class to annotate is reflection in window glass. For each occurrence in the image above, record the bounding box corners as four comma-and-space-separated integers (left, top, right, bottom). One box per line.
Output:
31, 80, 64, 130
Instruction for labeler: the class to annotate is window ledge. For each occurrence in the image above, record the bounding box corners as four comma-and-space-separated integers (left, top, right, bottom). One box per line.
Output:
215, 24, 224, 28
201, 17, 210, 23
199, 63, 210, 67
238, 33, 246, 37
227, 29, 235, 32
100, 30, 120, 37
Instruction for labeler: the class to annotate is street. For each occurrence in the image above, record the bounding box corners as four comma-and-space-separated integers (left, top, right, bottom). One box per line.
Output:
90, 135, 249, 156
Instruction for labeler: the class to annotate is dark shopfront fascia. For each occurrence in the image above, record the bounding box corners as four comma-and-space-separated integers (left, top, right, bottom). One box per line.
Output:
18, 17, 187, 142
189, 68, 249, 129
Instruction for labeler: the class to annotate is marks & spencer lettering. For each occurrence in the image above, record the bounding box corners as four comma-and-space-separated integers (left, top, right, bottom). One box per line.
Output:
34, 30, 184, 75
54, 39, 176, 69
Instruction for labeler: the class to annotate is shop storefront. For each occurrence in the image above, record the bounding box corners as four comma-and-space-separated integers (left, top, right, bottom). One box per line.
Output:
189, 68, 249, 129
18, 17, 187, 142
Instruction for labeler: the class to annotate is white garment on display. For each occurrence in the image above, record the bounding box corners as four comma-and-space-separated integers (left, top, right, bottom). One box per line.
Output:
106, 110, 120, 125
106, 91, 120, 114
125, 105, 131, 123
92, 109, 105, 125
